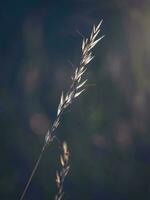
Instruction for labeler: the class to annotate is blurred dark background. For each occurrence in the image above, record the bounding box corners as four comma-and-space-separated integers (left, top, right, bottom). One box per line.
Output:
1, 0, 150, 199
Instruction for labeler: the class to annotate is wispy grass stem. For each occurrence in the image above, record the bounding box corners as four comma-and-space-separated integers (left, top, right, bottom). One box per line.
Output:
19, 21, 104, 200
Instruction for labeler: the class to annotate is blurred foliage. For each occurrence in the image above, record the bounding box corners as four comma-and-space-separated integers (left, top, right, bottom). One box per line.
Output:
1, 0, 150, 200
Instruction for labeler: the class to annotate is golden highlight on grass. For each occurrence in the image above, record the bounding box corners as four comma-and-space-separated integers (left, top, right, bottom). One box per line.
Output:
45, 20, 104, 145
19, 21, 104, 200
55, 142, 70, 200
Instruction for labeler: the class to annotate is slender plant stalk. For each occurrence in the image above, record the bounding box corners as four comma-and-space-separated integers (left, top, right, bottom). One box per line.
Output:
19, 143, 47, 200
19, 21, 104, 200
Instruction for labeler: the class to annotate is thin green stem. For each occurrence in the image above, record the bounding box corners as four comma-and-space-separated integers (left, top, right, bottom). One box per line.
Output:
19, 143, 47, 200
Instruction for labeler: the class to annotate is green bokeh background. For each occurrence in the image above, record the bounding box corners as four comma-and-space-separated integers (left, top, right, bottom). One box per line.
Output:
1, 0, 150, 199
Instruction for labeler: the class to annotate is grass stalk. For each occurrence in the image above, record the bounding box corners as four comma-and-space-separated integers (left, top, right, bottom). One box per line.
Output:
19, 20, 104, 200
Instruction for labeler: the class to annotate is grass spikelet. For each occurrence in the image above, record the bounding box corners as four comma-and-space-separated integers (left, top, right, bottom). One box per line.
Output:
54, 142, 70, 200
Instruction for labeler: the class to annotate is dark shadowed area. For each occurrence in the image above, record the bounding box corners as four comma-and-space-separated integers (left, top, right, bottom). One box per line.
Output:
1, 0, 150, 199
